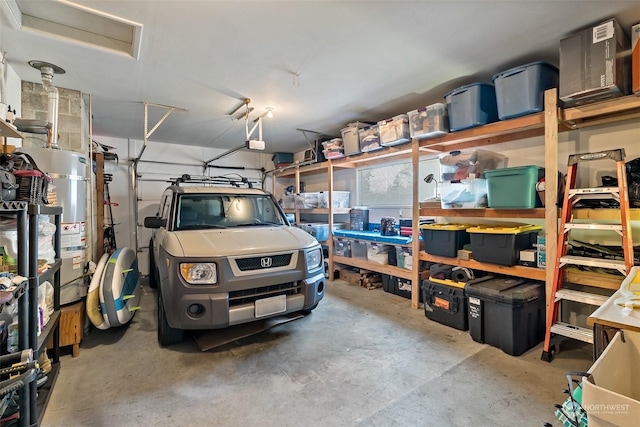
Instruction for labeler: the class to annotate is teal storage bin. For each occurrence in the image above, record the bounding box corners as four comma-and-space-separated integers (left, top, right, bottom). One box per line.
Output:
445, 82, 499, 131
485, 165, 545, 208
492, 62, 559, 120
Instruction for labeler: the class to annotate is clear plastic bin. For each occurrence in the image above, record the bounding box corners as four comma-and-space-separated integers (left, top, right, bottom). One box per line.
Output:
440, 179, 488, 209
407, 103, 449, 140
378, 114, 410, 146
318, 191, 350, 209
439, 149, 507, 180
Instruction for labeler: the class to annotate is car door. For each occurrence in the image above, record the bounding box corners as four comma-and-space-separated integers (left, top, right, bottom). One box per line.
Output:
153, 190, 173, 260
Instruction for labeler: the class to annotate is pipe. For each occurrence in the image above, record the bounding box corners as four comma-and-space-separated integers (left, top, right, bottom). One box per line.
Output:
40, 66, 59, 148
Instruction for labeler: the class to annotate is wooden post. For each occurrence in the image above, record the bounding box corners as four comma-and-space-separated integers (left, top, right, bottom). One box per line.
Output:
544, 88, 559, 311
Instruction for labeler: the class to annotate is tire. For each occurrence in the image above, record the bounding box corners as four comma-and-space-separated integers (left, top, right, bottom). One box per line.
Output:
148, 239, 159, 289
301, 302, 318, 315
157, 290, 184, 346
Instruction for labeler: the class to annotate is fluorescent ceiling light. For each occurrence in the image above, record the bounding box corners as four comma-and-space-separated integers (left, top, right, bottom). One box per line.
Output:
1, 0, 143, 59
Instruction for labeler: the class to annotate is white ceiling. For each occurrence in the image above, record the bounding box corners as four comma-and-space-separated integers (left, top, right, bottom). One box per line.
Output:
1, 0, 640, 156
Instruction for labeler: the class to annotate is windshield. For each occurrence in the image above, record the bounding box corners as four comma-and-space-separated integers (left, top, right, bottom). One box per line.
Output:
175, 193, 287, 230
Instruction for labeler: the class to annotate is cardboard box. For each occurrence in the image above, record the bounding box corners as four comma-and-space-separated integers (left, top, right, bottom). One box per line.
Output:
560, 18, 630, 106
632, 23, 640, 94
582, 330, 640, 427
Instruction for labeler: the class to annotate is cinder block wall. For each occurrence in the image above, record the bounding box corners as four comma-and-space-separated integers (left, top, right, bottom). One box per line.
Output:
20, 80, 84, 152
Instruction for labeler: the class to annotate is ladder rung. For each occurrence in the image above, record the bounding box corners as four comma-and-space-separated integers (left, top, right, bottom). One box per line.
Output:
569, 187, 620, 196
550, 322, 594, 344
554, 289, 610, 306
564, 223, 622, 231
559, 255, 627, 272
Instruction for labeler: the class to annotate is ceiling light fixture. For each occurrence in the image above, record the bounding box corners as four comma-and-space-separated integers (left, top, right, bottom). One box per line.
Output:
266, 107, 274, 119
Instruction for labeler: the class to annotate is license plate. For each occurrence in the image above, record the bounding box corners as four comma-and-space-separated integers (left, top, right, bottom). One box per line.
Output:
255, 294, 286, 318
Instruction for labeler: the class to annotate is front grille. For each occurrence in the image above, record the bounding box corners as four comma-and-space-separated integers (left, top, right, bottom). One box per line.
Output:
229, 282, 301, 307
235, 253, 292, 271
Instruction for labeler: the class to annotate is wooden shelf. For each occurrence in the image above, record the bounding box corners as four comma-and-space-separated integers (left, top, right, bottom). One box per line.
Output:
419, 252, 546, 281
0, 120, 22, 138
333, 255, 415, 280
563, 95, 640, 128
417, 112, 553, 152
274, 161, 329, 177
419, 207, 546, 219
331, 144, 413, 168
572, 208, 640, 221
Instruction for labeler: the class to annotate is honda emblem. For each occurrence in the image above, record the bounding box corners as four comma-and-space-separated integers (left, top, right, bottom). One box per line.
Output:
261, 257, 272, 268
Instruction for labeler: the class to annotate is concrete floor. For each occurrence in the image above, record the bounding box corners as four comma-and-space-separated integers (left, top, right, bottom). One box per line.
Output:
42, 280, 593, 427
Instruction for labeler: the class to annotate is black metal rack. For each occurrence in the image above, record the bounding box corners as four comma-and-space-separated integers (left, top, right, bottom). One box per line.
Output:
0, 202, 62, 426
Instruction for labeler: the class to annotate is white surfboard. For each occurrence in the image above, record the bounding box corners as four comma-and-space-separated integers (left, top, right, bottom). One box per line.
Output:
86, 253, 110, 330
100, 247, 141, 327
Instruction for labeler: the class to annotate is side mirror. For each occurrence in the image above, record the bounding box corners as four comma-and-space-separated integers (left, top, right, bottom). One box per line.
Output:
144, 216, 166, 229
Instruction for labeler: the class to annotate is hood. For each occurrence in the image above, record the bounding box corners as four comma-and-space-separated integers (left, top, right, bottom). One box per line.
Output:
169, 226, 319, 258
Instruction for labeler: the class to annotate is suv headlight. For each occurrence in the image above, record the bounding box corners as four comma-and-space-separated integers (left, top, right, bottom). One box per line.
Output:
305, 247, 323, 272
180, 263, 217, 284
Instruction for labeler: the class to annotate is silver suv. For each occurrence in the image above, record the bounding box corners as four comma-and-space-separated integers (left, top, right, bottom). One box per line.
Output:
144, 175, 325, 345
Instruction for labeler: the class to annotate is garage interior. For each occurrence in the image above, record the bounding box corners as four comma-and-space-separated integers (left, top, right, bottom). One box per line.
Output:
1, 1, 640, 426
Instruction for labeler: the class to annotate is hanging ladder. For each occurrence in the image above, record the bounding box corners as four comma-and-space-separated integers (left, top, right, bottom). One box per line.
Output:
541, 148, 634, 362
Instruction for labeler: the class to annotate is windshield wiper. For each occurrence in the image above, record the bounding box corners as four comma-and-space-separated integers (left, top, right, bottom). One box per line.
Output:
178, 224, 227, 230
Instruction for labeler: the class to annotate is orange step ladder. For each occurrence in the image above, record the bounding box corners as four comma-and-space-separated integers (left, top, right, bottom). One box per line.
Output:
541, 148, 634, 362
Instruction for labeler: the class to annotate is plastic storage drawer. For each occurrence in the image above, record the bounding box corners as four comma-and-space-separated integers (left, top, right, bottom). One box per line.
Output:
333, 238, 351, 257
378, 114, 411, 146
358, 124, 382, 153
492, 62, 559, 120
340, 122, 370, 156
421, 224, 470, 257
467, 224, 542, 266
445, 82, 499, 131
440, 179, 488, 209
351, 240, 368, 260
321, 138, 345, 159
318, 191, 350, 209
422, 277, 469, 331
484, 165, 545, 208
366, 242, 390, 265
466, 277, 545, 356
407, 103, 449, 140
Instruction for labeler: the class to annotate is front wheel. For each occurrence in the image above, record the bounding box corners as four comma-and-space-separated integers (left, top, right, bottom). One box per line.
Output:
157, 290, 184, 346
148, 239, 159, 289
301, 303, 318, 315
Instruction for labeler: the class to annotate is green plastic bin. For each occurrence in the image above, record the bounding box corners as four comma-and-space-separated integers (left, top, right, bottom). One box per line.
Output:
484, 165, 545, 208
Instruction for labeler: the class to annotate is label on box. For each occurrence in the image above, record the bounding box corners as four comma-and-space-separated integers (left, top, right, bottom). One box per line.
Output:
593, 21, 614, 43
434, 297, 450, 310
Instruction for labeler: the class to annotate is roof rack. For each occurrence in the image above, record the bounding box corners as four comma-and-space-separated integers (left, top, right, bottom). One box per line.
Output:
169, 174, 261, 188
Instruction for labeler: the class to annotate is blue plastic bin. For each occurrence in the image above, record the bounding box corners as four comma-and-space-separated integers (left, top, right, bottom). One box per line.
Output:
492, 62, 559, 120
445, 83, 498, 131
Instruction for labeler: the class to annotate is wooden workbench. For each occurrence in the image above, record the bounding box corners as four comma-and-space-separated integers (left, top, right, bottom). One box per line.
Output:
588, 290, 640, 359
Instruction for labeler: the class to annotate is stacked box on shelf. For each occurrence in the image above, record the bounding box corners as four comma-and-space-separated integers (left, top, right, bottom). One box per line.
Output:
440, 179, 488, 209
444, 82, 499, 131
358, 124, 382, 153
340, 122, 371, 156
333, 238, 351, 257
272, 152, 294, 168
467, 224, 542, 266
407, 103, 449, 140
301, 223, 345, 242
378, 114, 410, 146
492, 62, 559, 120
485, 165, 545, 208
295, 192, 320, 209
439, 149, 508, 181
318, 191, 350, 209
366, 242, 390, 265
560, 18, 630, 106
395, 245, 413, 270
321, 138, 345, 159
421, 224, 470, 257
466, 277, 545, 356
351, 240, 368, 260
